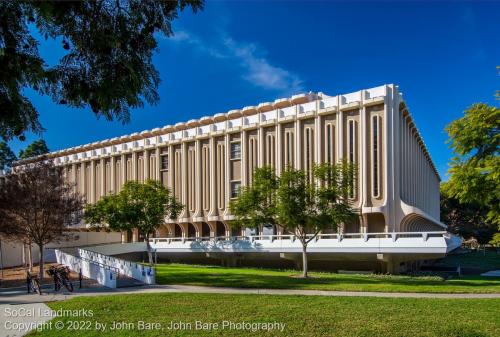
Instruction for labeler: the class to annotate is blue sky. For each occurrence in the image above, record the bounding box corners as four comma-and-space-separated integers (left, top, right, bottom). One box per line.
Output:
8, 1, 500, 179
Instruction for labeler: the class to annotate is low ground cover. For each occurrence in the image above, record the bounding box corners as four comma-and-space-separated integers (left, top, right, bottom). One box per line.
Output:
155, 263, 500, 293
31, 293, 499, 337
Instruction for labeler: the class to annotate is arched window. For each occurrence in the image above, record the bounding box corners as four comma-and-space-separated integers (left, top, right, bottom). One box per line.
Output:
284, 131, 294, 168
304, 128, 313, 180
348, 119, 358, 199
372, 115, 381, 198
325, 123, 335, 163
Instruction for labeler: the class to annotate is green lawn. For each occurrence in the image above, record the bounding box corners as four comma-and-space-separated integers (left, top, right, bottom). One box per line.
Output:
434, 251, 500, 270
155, 263, 500, 293
31, 293, 499, 337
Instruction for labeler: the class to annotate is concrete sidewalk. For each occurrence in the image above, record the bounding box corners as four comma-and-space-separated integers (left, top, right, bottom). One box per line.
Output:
2, 284, 500, 305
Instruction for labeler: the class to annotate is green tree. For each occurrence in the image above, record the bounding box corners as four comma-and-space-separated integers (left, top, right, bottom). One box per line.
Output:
18, 139, 49, 159
231, 162, 356, 278
445, 103, 500, 228
0, 141, 17, 171
230, 166, 279, 231
84, 180, 183, 265
440, 183, 496, 244
0, 0, 204, 141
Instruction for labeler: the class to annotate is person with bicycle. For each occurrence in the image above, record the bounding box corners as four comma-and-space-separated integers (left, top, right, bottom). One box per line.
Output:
26, 270, 42, 295
47, 265, 74, 292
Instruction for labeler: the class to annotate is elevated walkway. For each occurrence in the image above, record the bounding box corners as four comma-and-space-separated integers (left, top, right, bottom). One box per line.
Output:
150, 231, 461, 256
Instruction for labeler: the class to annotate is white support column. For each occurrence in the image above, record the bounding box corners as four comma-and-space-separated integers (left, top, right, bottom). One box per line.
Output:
224, 133, 230, 216
155, 145, 161, 182
241, 130, 247, 186
337, 97, 344, 161
132, 151, 138, 181
314, 113, 321, 165
181, 141, 188, 219
90, 160, 96, 204
208, 136, 217, 217
120, 154, 126, 185
71, 163, 77, 193
144, 149, 150, 181
110, 156, 115, 194
295, 119, 302, 169
258, 126, 264, 167
81, 162, 86, 200
168, 145, 174, 191
360, 90, 368, 233
276, 123, 282, 176
194, 139, 202, 218
100, 158, 105, 199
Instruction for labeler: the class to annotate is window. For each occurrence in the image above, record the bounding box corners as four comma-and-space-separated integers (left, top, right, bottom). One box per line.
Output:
230, 142, 241, 160
231, 181, 241, 198
348, 120, 357, 199
372, 115, 380, 198
325, 124, 334, 163
160, 154, 168, 171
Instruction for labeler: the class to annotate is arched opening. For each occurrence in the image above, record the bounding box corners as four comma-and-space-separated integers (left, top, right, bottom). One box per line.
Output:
174, 224, 183, 237
201, 222, 211, 239
230, 225, 241, 237
216, 222, 226, 237
344, 216, 361, 233
244, 226, 260, 237
261, 224, 276, 239
187, 223, 197, 238
367, 213, 386, 233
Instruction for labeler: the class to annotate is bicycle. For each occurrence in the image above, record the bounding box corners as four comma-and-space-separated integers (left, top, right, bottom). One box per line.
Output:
26, 271, 42, 295
48, 265, 74, 292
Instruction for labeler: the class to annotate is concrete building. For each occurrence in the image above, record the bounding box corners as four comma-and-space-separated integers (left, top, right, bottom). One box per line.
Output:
14, 85, 459, 272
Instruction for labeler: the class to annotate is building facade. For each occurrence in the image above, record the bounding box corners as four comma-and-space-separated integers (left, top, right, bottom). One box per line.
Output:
15, 84, 445, 242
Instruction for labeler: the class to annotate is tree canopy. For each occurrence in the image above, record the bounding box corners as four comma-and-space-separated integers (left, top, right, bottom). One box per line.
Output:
440, 183, 496, 244
444, 103, 499, 228
0, 161, 83, 279
0, 0, 203, 141
0, 141, 16, 171
18, 139, 49, 159
230, 163, 356, 277
84, 179, 183, 264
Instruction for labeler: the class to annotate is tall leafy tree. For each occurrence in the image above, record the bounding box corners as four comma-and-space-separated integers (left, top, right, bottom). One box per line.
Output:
0, 161, 83, 279
231, 163, 356, 278
440, 183, 496, 244
18, 139, 49, 159
445, 103, 500, 228
0, 141, 16, 171
0, 0, 204, 141
84, 180, 183, 265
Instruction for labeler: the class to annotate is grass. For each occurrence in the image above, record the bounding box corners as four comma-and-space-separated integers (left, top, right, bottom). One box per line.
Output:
155, 263, 500, 293
434, 250, 500, 270
30, 293, 500, 337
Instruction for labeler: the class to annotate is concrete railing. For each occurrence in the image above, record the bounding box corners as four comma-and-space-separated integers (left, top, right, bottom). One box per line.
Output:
79, 244, 155, 285
55, 249, 118, 288
149, 231, 461, 255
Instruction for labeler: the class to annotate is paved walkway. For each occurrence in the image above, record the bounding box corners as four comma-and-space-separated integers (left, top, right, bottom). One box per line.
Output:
2, 284, 500, 305
1, 284, 499, 336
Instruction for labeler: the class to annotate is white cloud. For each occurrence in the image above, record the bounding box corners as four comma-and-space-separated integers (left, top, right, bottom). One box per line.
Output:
171, 30, 304, 95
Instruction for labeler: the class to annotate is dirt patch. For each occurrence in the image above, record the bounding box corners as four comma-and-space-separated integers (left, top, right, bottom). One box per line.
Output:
0, 263, 92, 289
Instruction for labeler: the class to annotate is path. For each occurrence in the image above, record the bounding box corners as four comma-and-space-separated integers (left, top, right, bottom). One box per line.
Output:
2, 284, 499, 336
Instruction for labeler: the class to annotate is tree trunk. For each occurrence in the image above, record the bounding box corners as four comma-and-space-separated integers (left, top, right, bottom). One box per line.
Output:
145, 234, 153, 266
27, 243, 33, 272
38, 244, 44, 280
302, 244, 308, 278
